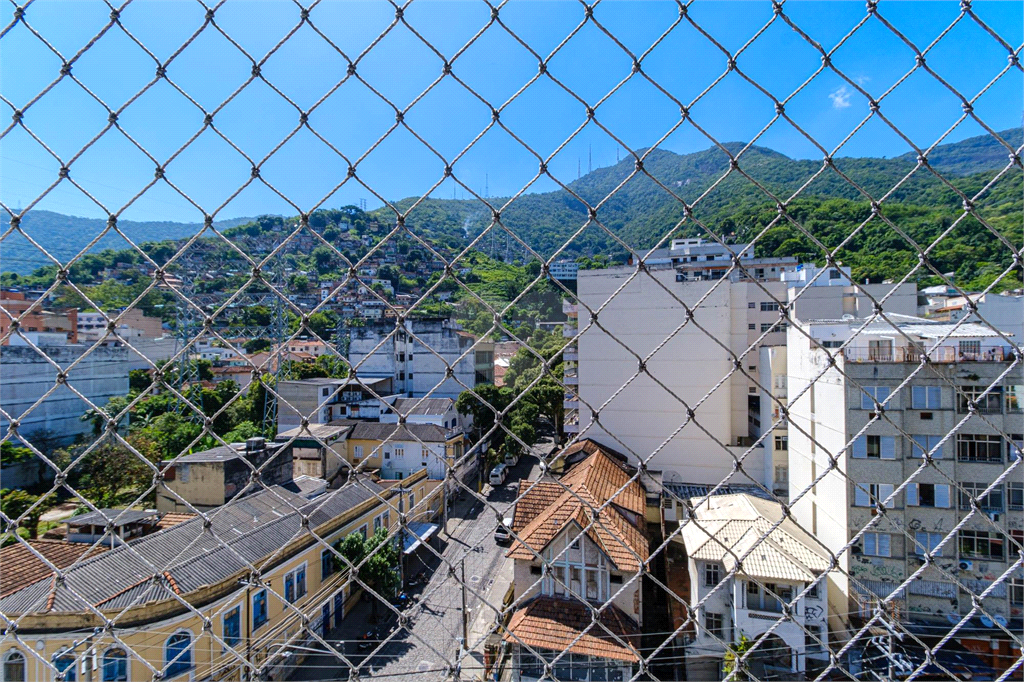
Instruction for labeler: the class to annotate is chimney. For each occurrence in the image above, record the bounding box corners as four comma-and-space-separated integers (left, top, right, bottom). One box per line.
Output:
245, 437, 266, 453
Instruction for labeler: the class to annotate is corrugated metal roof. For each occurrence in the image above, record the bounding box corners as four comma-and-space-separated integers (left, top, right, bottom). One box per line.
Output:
1, 480, 386, 615
387, 397, 454, 416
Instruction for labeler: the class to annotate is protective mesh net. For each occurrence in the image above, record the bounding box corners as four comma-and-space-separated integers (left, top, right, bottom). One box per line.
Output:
1, 1, 1022, 681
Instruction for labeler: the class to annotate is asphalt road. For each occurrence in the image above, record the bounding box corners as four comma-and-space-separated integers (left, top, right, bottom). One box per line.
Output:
289, 442, 549, 681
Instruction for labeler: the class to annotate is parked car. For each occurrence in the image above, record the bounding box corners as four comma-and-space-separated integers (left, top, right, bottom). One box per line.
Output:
489, 463, 508, 486
504, 452, 520, 467
494, 516, 514, 543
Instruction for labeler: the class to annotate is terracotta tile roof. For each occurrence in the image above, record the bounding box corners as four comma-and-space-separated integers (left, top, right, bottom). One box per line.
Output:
155, 513, 196, 532
504, 596, 640, 662
511, 480, 564, 533
0, 540, 107, 598
507, 440, 648, 571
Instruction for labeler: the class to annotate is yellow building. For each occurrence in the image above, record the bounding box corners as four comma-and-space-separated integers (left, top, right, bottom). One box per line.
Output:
0, 472, 440, 682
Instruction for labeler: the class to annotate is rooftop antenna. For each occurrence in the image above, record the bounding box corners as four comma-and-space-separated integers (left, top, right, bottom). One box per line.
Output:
616, 148, 620, 163
577, 158, 581, 180
588, 144, 592, 174
485, 173, 489, 199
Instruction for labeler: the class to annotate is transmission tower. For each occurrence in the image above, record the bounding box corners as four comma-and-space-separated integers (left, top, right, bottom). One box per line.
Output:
260, 263, 286, 435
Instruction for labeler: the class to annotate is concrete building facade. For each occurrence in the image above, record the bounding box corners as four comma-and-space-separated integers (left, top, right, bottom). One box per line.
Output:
787, 315, 1023, 641
0, 344, 128, 448
348, 318, 493, 400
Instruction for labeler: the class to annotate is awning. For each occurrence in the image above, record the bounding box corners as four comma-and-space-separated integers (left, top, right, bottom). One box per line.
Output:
403, 522, 439, 554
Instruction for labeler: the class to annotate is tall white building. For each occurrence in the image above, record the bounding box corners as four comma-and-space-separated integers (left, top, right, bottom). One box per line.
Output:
571, 257, 918, 487
786, 315, 1023, 639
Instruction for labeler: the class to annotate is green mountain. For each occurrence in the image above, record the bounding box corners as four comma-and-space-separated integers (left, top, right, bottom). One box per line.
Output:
0, 211, 256, 275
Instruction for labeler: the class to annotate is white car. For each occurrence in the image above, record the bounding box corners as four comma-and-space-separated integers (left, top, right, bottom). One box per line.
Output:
494, 517, 514, 543
489, 463, 508, 486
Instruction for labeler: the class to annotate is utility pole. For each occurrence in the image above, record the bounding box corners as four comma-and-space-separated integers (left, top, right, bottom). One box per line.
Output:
461, 556, 469, 648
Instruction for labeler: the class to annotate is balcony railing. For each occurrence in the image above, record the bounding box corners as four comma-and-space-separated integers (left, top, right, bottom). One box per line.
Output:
562, 351, 578, 362
563, 324, 577, 338
842, 346, 1014, 364
563, 375, 579, 385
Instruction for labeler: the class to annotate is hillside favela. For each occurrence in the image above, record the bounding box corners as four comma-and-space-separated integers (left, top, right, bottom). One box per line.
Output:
0, 2, 1022, 682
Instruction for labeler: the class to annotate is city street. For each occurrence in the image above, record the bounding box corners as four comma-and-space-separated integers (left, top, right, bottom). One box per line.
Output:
289, 441, 550, 681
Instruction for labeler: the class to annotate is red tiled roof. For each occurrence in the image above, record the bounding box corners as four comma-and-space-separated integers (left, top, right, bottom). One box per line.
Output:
504, 596, 641, 662
0, 540, 107, 597
507, 440, 648, 571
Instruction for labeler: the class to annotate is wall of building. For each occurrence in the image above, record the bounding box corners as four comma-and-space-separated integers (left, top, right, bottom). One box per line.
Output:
3, 475, 441, 682
576, 268, 768, 485
0, 345, 129, 447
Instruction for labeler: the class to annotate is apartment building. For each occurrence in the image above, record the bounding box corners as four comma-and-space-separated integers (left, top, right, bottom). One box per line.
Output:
0, 291, 78, 344
759, 276, 919, 499
571, 257, 804, 486
787, 314, 1023, 642
275, 376, 396, 431
346, 422, 463, 482
348, 318, 493, 399
505, 441, 648, 682
678, 493, 830, 680
0, 472, 440, 682
77, 308, 164, 341
926, 291, 1024, 345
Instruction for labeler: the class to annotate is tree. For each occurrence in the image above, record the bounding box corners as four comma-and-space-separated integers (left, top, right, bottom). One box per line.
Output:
1, 489, 50, 541
336, 528, 400, 622
722, 635, 755, 681
244, 338, 272, 354
54, 438, 160, 507
129, 369, 152, 393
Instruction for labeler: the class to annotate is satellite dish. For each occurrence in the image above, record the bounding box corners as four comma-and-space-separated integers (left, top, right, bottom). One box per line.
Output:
980, 615, 994, 628
994, 615, 1008, 628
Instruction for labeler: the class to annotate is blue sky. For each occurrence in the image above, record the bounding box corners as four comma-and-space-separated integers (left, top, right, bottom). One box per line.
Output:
1, 0, 1021, 224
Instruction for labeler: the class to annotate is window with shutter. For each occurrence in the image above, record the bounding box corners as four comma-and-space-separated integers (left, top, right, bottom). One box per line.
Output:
852, 437, 867, 459
907, 484, 918, 506
881, 437, 896, 459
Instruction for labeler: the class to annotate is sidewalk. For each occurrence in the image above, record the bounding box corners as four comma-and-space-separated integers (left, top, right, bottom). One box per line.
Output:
466, 558, 514, 681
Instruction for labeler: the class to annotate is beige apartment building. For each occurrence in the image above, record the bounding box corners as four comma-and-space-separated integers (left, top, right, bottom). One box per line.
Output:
0, 471, 440, 682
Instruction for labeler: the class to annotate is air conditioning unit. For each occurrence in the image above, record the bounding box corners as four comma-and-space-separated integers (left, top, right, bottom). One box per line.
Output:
959, 560, 973, 571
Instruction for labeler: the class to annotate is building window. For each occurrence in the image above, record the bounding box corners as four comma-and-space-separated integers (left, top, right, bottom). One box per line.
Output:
1010, 482, 1024, 511
774, 435, 788, 451
1006, 386, 1024, 412
165, 632, 193, 678
322, 388, 330, 397
252, 590, 268, 630
821, 340, 843, 349
704, 563, 721, 587
805, 625, 824, 655
860, 386, 891, 410
911, 386, 941, 409
223, 607, 241, 648
862, 533, 891, 557
358, 524, 368, 540
748, 323, 756, 330
959, 530, 1004, 560
760, 301, 780, 312
748, 301, 756, 309
958, 483, 1004, 512
854, 483, 895, 508
3, 651, 26, 682
1010, 578, 1024, 606
54, 653, 76, 681
353, 445, 363, 459
374, 511, 390, 532
906, 483, 950, 508
806, 582, 820, 599
852, 435, 896, 460
394, 446, 405, 458
913, 532, 944, 557
745, 581, 792, 613
285, 563, 307, 602
774, 465, 788, 485
910, 435, 943, 459
704, 612, 725, 638
956, 434, 1002, 463
322, 549, 335, 581
957, 386, 1003, 414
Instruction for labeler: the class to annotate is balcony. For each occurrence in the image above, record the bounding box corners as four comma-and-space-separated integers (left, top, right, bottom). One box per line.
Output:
564, 399, 578, 409
562, 350, 578, 362
563, 324, 577, 338
564, 422, 580, 434
562, 300, 578, 315
843, 345, 1014, 364
563, 375, 579, 386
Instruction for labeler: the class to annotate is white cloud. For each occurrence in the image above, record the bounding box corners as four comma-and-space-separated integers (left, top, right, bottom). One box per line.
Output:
855, 75, 871, 86
829, 85, 852, 109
